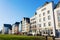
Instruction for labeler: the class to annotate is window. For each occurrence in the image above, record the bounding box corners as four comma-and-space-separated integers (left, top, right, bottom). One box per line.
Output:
48, 22, 51, 26
43, 17, 45, 21
47, 10, 50, 14
43, 23, 46, 27
58, 16, 60, 21
57, 10, 60, 21
46, 30, 48, 34
50, 30, 53, 34
39, 24, 41, 27
43, 12, 45, 16
41, 8, 46, 11
39, 14, 41, 17
43, 30, 45, 34
50, 29, 53, 34
35, 12, 37, 15
57, 10, 60, 14
39, 19, 41, 22
48, 15, 51, 20
31, 18, 35, 21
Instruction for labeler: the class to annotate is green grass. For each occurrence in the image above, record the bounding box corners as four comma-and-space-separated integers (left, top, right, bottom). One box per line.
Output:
0, 34, 46, 40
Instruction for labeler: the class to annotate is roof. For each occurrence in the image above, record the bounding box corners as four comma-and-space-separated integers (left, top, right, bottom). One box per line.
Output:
55, 1, 60, 8
4, 24, 12, 27
37, 1, 53, 10
23, 17, 30, 20
4, 24, 12, 30
15, 22, 20, 24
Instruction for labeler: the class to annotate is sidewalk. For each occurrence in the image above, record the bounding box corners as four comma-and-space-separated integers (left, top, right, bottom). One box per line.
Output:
55, 38, 60, 40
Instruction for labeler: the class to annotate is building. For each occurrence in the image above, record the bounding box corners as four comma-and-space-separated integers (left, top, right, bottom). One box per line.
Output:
1, 1, 60, 37
30, 1, 60, 37
21, 17, 30, 35
2, 24, 12, 34
12, 22, 20, 34
19, 21, 22, 32
12, 24, 15, 34
30, 13, 37, 35
36, 1, 56, 36
54, 2, 60, 37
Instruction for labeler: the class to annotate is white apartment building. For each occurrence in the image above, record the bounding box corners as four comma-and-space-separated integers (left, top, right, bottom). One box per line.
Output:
30, 13, 37, 35
54, 2, 60, 37
12, 22, 20, 34
36, 2, 56, 36
21, 17, 30, 35
30, 1, 60, 37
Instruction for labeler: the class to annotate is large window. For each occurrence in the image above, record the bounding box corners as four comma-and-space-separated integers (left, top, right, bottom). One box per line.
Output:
48, 15, 51, 20
43, 23, 46, 27
39, 19, 41, 22
41, 8, 46, 11
43, 17, 45, 21
31, 18, 35, 21
39, 24, 41, 27
43, 12, 45, 16
57, 10, 60, 14
47, 10, 50, 14
39, 14, 41, 17
57, 10, 60, 21
58, 16, 60, 21
50, 30, 53, 34
48, 22, 51, 26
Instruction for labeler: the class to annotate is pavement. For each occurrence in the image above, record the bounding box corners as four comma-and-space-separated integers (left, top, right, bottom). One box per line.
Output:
55, 38, 60, 40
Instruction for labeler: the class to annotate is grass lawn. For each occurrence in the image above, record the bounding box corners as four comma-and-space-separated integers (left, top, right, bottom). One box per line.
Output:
0, 34, 46, 40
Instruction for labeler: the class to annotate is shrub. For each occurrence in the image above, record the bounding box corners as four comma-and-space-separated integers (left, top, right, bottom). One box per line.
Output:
0, 34, 46, 40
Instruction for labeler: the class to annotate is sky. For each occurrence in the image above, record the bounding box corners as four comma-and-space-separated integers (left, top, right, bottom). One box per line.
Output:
0, 0, 59, 30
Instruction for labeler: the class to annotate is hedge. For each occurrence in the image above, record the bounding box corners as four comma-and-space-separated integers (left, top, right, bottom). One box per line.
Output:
0, 34, 46, 40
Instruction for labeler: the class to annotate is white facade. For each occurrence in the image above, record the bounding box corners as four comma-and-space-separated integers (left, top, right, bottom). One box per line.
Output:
8, 29, 12, 34
12, 24, 15, 34
19, 21, 22, 32
30, 2, 57, 36
30, 14, 37, 35
21, 17, 30, 34
54, 7, 60, 29
54, 3, 60, 37
37, 2, 56, 36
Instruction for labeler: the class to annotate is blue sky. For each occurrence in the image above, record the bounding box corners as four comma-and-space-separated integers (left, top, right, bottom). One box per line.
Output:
0, 0, 59, 30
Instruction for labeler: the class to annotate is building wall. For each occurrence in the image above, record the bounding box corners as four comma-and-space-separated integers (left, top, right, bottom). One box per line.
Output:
54, 7, 60, 37
2, 24, 12, 34
14, 25, 19, 34
21, 18, 30, 34
30, 2, 56, 36
36, 2, 55, 36
30, 15, 37, 34
12, 23, 19, 34
54, 7, 60, 29
12, 24, 15, 34
19, 22, 22, 32
9, 29, 12, 34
